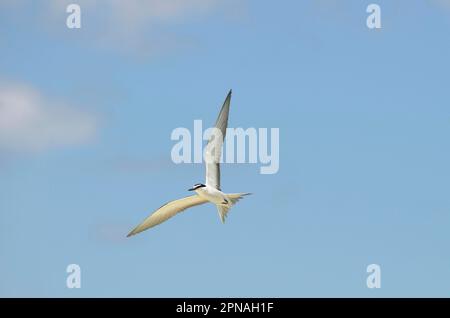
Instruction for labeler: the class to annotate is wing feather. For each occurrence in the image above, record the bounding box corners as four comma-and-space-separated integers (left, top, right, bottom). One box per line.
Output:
127, 195, 208, 237
205, 90, 232, 190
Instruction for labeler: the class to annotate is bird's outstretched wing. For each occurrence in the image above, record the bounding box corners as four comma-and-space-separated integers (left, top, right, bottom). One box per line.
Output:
127, 195, 209, 237
205, 90, 232, 190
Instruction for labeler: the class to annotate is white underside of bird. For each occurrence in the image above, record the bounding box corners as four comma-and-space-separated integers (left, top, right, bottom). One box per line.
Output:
194, 186, 250, 223
127, 90, 251, 237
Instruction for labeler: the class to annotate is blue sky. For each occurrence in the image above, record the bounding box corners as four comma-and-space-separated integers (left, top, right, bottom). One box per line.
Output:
1, 0, 450, 297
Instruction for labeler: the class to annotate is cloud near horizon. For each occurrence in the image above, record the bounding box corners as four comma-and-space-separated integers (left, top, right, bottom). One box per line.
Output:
0, 82, 96, 152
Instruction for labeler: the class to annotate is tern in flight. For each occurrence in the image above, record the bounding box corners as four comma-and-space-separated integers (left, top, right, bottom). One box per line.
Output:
127, 90, 250, 237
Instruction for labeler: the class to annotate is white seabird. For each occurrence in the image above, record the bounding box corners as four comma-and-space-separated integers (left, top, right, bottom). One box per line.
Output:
127, 90, 250, 237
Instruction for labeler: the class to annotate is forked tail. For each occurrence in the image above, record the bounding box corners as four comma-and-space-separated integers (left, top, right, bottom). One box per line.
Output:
227, 193, 252, 205
216, 193, 252, 223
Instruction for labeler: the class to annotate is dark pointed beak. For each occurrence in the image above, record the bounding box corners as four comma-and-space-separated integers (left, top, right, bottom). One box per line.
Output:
188, 188, 195, 191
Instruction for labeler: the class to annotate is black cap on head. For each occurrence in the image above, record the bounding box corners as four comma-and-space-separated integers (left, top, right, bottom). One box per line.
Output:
188, 183, 206, 191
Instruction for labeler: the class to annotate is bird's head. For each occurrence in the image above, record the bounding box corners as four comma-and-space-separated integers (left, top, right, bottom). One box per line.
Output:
188, 183, 206, 192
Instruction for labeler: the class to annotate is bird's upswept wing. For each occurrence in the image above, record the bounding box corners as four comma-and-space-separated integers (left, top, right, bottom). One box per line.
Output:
205, 90, 232, 190
127, 195, 209, 237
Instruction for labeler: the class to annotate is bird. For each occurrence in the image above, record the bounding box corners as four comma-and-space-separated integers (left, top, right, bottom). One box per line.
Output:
127, 90, 251, 237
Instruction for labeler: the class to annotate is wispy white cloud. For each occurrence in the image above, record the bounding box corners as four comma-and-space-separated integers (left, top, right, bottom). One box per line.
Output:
47, 0, 219, 21
0, 82, 96, 152
94, 0, 219, 25
53, 0, 235, 58
0, 0, 245, 58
